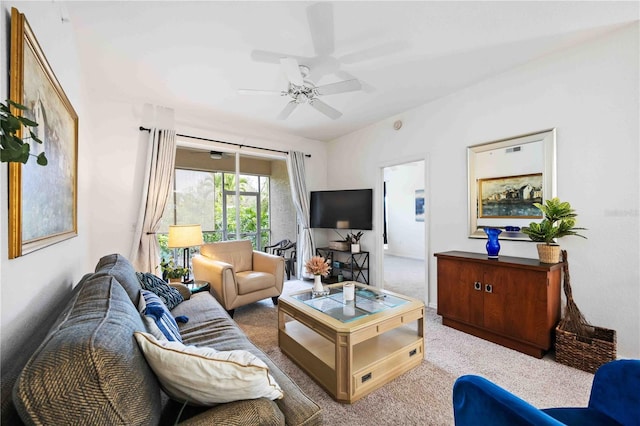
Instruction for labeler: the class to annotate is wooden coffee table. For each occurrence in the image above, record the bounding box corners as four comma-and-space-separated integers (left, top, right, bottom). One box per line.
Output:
278, 282, 424, 403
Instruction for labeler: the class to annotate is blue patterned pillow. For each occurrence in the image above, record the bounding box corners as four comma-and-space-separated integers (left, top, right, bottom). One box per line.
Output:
138, 290, 183, 342
136, 272, 184, 310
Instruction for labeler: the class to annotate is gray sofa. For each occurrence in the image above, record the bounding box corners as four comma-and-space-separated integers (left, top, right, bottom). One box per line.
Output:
4, 254, 321, 425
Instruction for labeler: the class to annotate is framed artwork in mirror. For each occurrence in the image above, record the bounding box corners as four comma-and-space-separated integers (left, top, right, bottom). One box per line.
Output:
8, 8, 78, 258
467, 129, 556, 240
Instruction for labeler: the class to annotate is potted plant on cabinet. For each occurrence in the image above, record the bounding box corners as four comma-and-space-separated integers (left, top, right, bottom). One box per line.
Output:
521, 197, 586, 263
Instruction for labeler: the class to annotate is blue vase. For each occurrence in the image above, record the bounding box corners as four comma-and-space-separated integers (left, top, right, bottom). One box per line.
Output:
484, 228, 502, 259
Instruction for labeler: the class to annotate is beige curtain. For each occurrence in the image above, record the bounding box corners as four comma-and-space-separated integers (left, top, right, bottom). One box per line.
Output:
287, 151, 315, 279
131, 127, 177, 273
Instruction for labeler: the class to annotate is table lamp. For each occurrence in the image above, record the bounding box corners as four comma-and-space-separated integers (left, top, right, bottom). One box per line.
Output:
167, 224, 203, 284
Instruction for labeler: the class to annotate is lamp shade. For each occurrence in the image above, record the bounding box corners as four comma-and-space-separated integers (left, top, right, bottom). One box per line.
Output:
167, 225, 203, 248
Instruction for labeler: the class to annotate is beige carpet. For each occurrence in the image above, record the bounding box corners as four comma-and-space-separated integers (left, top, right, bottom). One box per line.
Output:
234, 280, 594, 425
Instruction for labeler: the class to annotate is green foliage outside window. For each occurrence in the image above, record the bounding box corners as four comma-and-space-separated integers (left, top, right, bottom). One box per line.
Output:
157, 168, 271, 259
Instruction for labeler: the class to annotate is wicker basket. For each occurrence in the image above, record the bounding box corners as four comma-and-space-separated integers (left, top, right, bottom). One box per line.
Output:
537, 244, 561, 263
555, 324, 616, 374
329, 240, 350, 251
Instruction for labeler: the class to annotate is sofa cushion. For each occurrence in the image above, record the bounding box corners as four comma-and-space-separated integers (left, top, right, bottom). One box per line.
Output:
134, 332, 283, 405
200, 240, 253, 273
139, 290, 183, 342
94, 253, 143, 305
172, 292, 322, 425
136, 272, 184, 310
13, 274, 161, 425
236, 271, 276, 295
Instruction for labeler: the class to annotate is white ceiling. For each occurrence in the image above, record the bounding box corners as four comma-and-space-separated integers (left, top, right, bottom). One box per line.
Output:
65, 1, 638, 142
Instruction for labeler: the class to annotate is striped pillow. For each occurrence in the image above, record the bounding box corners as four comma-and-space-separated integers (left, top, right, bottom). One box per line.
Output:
138, 290, 182, 342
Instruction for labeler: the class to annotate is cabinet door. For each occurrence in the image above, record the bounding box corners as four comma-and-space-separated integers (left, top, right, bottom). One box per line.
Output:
437, 259, 483, 324
482, 265, 548, 345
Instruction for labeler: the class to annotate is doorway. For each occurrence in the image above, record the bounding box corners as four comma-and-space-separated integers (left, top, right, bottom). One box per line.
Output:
381, 160, 426, 302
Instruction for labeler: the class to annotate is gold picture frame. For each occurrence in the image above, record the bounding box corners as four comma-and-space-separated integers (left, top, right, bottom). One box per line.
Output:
9, 8, 78, 258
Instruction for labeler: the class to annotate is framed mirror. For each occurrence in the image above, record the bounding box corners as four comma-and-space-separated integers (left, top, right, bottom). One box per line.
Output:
467, 129, 556, 240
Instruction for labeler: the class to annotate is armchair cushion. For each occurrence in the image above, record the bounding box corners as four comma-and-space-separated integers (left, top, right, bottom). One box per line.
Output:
201, 240, 253, 273
541, 408, 621, 426
236, 271, 276, 294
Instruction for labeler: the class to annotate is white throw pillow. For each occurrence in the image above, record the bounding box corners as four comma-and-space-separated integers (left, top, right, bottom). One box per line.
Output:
134, 332, 283, 405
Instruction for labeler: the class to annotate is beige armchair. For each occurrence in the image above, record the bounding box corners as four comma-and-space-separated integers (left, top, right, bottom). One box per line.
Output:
192, 240, 285, 317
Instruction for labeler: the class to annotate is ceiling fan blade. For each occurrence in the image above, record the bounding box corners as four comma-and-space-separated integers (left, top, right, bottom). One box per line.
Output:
307, 2, 334, 56
338, 40, 410, 64
277, 101, 299, 120
309, 98, 342, 120
335, 70, 376, 93
280, 57, 304, 86
238, 89, 285, 96
315, 79, 362, 96
250, 50, 288, 64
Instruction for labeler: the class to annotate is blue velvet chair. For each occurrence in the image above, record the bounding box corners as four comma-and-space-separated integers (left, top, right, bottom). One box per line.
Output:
452, 359, 640, 426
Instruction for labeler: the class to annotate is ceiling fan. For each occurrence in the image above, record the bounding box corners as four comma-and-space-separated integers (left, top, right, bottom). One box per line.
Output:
239, 57, 362, 120
239, 2, 405, 120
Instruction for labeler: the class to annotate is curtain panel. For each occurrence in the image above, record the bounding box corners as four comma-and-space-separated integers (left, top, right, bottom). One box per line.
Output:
287, 151, 315, 279
131, 128, 177, 273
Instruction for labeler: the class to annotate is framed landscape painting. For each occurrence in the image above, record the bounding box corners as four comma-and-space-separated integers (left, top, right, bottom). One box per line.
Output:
478, 173, 543, 218
8, 8, 78, 258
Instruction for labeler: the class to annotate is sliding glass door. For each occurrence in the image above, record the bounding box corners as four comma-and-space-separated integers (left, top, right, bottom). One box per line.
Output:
158, 168, 270, 262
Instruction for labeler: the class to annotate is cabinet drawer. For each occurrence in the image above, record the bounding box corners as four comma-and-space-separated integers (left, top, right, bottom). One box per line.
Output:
352, 341, 423, 394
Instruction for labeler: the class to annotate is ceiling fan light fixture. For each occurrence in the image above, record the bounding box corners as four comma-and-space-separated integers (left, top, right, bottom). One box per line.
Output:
210, 151, 223, 160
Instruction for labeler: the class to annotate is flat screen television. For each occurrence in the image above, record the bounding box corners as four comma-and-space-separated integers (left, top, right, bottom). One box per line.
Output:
310, 189, 373, 230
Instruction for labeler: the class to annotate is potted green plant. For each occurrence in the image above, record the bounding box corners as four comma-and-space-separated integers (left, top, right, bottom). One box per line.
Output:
346, 231, 363, 253
521, 197, 587, 263
1, 99, 47, 165
160, 258, 189, 283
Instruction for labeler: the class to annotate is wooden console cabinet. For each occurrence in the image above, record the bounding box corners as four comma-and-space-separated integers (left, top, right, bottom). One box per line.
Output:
434, 251, 563, 358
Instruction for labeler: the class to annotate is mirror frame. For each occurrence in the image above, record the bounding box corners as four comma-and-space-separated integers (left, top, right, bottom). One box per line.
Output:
467, 128, 556, 240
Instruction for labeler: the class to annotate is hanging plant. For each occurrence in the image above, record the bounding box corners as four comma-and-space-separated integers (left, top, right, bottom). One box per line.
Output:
0, 99, 47, 165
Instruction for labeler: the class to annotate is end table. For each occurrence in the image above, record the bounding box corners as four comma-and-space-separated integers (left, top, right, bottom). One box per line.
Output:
184, 280, 210, 294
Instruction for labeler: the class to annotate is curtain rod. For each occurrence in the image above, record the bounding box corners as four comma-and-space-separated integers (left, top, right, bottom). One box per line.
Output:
138, 126, 311, 158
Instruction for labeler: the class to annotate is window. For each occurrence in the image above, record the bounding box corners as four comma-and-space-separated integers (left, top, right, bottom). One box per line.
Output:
158, 169, 270, 261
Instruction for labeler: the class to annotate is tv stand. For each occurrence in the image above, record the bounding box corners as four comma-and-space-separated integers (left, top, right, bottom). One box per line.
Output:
316, 247, 369, 285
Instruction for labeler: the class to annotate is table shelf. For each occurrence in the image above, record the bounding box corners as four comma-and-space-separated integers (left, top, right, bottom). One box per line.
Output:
316, 247, 369, 285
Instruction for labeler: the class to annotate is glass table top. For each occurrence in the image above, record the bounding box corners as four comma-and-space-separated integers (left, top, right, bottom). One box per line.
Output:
291, 285, 408, 323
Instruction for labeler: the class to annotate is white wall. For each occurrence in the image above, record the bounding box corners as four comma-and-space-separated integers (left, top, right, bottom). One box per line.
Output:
327, 23, 639, 358
0, 2, 91, 368
385, 161, 425, 259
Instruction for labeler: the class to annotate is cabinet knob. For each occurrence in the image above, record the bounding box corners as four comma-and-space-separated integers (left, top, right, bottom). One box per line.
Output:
485, 284, 493, 293
473, 281, 482, 291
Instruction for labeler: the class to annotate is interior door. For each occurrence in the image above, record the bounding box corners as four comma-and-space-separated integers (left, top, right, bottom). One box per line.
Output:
381, 160, 426, 301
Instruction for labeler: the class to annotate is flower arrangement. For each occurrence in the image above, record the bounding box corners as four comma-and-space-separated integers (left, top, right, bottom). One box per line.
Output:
305, 256, 331, 277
